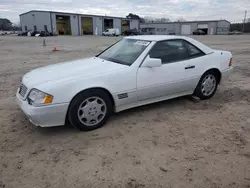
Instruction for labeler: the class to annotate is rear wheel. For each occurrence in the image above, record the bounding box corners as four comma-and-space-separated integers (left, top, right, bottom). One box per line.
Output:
194, 71, 219, 100
68, 89, 113, 131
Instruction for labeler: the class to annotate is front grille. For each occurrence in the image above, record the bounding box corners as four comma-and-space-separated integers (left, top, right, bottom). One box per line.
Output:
19, 84, 28, 97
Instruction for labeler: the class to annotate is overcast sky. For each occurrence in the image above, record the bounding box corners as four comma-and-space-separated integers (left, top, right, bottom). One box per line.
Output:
0, 0, 249, 23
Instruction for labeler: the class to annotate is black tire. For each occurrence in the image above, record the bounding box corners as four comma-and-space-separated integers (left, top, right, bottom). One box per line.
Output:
193, 70, 219, 100
68, 89, 113, 131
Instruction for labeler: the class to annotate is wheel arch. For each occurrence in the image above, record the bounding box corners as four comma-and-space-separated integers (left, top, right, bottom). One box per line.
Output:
202, 68, 222, 84
65, 87, 115, 125
193, 68, 221, 99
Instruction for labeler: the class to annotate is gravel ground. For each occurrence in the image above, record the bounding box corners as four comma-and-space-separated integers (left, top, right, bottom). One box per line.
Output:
0, 35, 249, 188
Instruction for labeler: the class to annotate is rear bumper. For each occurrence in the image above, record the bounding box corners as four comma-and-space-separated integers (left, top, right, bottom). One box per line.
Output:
16, 93, 69, 127
220, 67, 233, 83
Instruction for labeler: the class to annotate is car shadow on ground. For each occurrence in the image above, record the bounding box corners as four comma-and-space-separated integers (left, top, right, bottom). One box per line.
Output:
36, 123, 77, 135
33, 86, 250, 135
111, 96, 188, 120
34, 96, 189, 135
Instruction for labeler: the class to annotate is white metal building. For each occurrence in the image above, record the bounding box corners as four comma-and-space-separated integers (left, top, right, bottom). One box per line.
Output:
20, 10, 140, 36
140, 20, 230, 35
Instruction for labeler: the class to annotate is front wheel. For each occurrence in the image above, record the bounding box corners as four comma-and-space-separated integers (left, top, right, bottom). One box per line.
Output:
194, 71, 219, 100
68, 89, 113, 131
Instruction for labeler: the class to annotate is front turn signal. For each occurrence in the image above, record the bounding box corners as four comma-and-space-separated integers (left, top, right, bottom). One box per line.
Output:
44, 95, 53, 104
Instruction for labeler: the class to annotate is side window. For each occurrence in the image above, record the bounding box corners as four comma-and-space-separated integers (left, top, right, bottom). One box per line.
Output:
149, 40, 189, 64
184, 41, 205, 58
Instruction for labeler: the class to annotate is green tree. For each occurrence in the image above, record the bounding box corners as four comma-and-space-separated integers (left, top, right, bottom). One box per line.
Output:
0, 18, 13, 30
126, 13, 140, 20
126, 13, 145, 23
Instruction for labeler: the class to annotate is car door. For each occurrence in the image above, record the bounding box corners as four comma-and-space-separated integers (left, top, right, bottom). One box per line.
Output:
137, 39, 205, 101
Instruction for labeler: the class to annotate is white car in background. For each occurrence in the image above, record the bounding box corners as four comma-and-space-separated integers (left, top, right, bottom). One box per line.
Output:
16, 35, 233, 131
102, 28, 120, 36
0, 30, 7, 35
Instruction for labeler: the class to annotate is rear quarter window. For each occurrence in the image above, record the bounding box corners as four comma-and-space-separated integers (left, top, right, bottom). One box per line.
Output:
184, 41, 205, 58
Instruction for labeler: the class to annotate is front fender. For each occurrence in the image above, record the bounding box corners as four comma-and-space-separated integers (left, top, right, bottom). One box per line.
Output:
37, 67, 137, 105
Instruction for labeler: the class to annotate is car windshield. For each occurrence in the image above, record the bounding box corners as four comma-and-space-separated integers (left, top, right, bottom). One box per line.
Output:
98, 39, 151, 66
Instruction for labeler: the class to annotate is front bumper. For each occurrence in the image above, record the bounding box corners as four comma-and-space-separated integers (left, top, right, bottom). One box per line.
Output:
220, 67, 233, 83
16, 93, 69, 127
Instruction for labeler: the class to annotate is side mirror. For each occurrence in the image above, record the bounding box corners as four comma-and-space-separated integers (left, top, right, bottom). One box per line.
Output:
141, 56, 162, 68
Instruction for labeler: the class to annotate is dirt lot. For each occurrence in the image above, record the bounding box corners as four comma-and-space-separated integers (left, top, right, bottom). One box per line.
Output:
0, 35, 249, 188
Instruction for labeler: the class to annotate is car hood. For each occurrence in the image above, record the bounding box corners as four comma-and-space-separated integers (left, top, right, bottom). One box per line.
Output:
22, 57, 127, 86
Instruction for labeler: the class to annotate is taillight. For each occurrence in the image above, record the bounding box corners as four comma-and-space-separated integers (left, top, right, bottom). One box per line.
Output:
229, 58, 232, 66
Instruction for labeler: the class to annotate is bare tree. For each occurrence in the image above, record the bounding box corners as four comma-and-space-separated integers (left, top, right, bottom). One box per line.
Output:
144, 16, 154, 23
176, 18, 186, 22
143, 17, 171, 23
12, 21, 21, 31
153, 18, 161, 23
15, 21, 21, 28
160, 18, 170, 23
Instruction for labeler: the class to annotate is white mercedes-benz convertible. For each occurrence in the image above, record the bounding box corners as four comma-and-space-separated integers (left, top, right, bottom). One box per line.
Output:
16, 35, 233, 131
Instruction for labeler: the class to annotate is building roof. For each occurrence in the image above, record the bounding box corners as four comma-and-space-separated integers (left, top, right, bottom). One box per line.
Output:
140, 19, 230, 24
19, 10, 135, 20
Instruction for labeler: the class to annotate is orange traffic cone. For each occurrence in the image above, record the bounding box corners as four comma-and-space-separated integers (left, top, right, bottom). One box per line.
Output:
52, 40, 57, 52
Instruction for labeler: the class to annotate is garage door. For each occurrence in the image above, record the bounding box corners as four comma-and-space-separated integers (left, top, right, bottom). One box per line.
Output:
81, 17, 93, 35
181, 25, 191, 35
198, 24, 208, 29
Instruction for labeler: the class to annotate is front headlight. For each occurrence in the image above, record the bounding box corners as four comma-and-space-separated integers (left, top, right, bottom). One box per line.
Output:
28, 89, 53, 106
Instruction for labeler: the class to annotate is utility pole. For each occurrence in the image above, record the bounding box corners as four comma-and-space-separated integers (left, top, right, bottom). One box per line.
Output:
243, 11, 247, 32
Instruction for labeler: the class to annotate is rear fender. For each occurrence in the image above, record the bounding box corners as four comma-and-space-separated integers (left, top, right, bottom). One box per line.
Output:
213, 50, 232, 70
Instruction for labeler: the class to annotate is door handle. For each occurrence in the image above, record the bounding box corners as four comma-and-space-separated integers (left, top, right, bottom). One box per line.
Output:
185, 65, 195, 69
